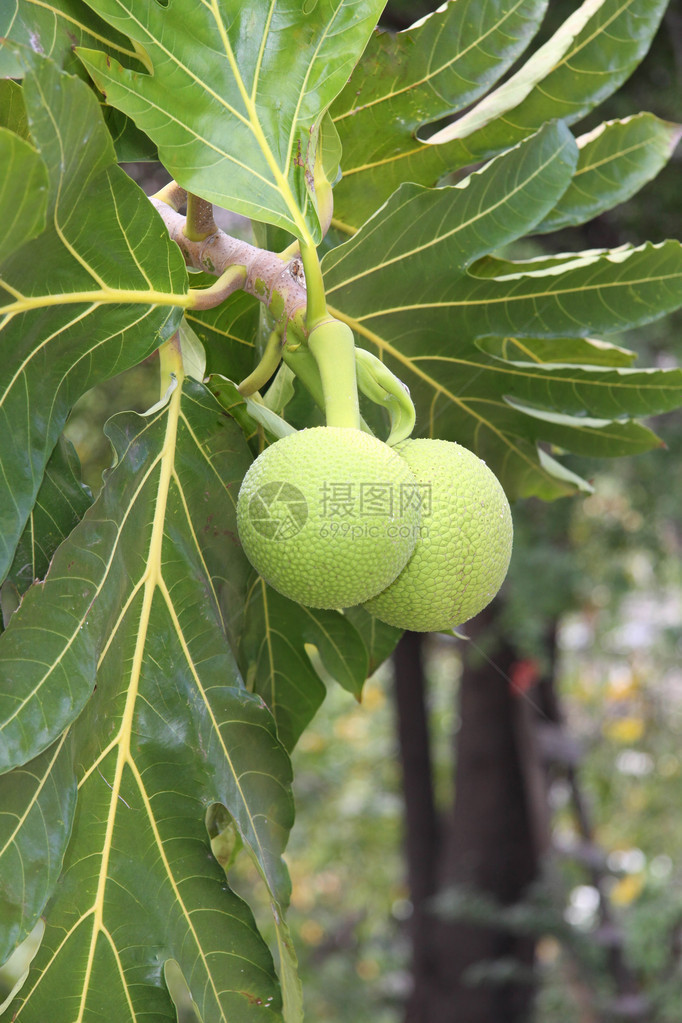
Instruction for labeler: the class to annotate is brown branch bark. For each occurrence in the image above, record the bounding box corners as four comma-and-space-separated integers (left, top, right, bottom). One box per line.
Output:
150, 198, 307, 331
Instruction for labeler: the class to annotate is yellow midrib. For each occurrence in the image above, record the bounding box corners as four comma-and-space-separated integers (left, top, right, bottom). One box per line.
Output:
0, 287, 191, 318
75, 348, 185, 1023
208, 0, 314, 248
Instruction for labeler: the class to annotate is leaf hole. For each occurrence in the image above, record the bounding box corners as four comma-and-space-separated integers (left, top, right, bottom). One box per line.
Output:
0, 921, 44, 1015
206, 802, 242, 873
164, 959, 200, 1023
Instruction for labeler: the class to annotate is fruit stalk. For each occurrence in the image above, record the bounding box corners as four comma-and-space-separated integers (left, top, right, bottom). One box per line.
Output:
307, 318, 361, 430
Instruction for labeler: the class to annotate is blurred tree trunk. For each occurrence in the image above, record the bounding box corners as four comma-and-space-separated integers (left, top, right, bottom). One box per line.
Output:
393, 631, 440, 1019
394, 601, 549, 1023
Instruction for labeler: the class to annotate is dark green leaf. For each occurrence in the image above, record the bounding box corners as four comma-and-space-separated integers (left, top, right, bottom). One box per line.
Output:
103, 103, 158, 162
0, 733, 76, 966
332, 0, 668, 230
324, 124, 583, 497
231, 575, 370, 753
465, 244, 682, 338
343, 605, 402, 677
499, 397, 664, 458
4, 437, 91, 602
478, 337, 682, 419
322, 123, 682, 497
439, 0, 669, 159
0, 126, 48, 255
535, 114, 682, 233
4, 372, 294, 1020
0, 0, 144, 78
331, 0, 548, 229
188, 290, 261, 383
0, 80, 29, 138
476, 335, 638, 368
0, 56, 187, 584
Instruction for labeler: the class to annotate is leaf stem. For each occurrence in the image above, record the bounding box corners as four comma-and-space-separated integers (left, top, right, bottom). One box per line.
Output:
184, 193, 217, 242
152, 180, 187, 212
330, 217, 357, 237
238, 329, 284, 396
187, 264, 247, 310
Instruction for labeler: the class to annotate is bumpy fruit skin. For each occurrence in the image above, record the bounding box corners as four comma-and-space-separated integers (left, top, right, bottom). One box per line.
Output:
237, 427, 422, 609
363, 439, 513, 632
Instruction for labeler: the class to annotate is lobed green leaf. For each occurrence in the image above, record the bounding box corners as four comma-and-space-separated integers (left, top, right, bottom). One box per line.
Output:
0, 55, 187, 585
342, 605, 402, 677
477, 335, 639, 368
332, 0, 669, 230
0, 734, 76, 966
0, 126, 48, 256
3, 373, 294, 1020
0, 79, 30, 139
331, 0, 548, 229
233, 577, 370, 752
322, 123, 682, 498
187, 290, 262, 386
77, 0, 386, 243
494, 397, 664, 458
535, 114, 682, 233
3, 437, 91, 606
478, 336, 682, 420
438, 0, 669, 158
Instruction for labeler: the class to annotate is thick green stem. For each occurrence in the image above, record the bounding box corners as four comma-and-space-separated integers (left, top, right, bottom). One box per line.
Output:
282, 343, 373, 434
307, 318, 360, 430
294, 236, 360, 428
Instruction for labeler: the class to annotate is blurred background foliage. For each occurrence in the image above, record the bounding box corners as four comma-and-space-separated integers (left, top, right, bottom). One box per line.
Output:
2, 0, 682, 1019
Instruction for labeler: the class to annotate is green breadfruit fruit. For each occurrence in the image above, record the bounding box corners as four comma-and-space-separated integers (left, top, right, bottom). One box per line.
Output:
236, 427, 422, 609
363, 439, 513, 632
